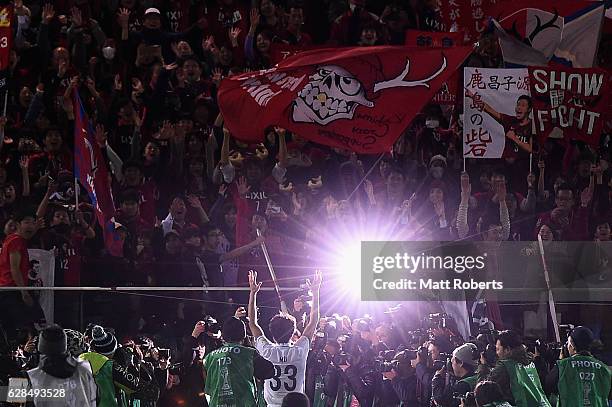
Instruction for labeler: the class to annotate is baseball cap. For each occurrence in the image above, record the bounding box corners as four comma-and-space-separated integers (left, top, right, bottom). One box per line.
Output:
144, 8, 161, 16
570, 326, 594, 351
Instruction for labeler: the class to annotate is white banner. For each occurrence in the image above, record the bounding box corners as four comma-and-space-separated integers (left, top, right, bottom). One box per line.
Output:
463, 67, 531, 158
27, 249, 55, 324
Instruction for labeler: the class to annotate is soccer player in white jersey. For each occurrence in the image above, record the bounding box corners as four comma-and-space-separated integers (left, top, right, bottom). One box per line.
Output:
248, 269, 322, 407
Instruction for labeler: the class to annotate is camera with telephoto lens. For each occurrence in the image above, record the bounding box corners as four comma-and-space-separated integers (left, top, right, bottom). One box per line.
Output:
202, 315, 220, 335
299, 280, 313, 301
313, 330, 327, 351
333, 351, 353, 367
404, 329, 430, 348
427, 313, 453, 329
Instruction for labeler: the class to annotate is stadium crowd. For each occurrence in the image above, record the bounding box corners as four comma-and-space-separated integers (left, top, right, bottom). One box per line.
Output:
0, 0, 610, 406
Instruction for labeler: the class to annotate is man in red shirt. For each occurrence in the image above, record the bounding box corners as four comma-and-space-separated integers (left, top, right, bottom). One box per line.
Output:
465, 91, 533, 159
0, 208, 39, 340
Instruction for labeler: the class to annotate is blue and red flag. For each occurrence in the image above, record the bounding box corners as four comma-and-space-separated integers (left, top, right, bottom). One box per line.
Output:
73, 91, 123, 256
0, 5, 13, 92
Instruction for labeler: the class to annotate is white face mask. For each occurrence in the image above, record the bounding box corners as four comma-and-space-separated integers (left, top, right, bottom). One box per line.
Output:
426, 119, 440, 129
102, 47, 116, 60
431, 167, 444, 179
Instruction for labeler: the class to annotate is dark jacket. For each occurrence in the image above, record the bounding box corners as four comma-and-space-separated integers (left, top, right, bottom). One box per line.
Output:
487, 347, 533, 404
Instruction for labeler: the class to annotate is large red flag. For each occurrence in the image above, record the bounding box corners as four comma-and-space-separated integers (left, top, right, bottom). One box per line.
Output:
73, 91, 123, 256
219, 46, 472, 153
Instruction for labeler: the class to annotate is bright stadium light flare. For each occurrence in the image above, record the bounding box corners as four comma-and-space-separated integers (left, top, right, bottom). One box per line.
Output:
333, 239, 363, 294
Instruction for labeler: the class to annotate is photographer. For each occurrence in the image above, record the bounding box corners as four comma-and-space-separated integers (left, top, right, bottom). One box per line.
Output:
545, 326, 612, 406
305, 332, 338, 406
379, 349, 418, 406
415, 337, 453, 406
202, 316, 275, 406
432, 343, 479, 406
487, 330, 550, 406
324, 334, 380, 407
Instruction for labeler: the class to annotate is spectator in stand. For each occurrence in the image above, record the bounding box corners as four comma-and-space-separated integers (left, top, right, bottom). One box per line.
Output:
0, 208, 41, 340
280, 5, 313, 46
329, 0, 379, 46
535, 182, 592, 241
245, 9, 274, 69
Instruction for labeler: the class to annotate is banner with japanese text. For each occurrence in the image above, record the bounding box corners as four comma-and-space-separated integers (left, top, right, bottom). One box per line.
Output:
404, 30, 465, 48
463, 67, 532, 158
430, 0, 496, 43
528, 66, 610, 145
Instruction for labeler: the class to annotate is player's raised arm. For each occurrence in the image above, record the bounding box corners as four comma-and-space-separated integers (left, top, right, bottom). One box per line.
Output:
247, 270, 265, 339
301, 270, 322, 340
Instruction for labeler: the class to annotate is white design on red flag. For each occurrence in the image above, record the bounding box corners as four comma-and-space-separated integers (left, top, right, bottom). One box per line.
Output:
219, 46, 472, 153
293, 65, 373, 125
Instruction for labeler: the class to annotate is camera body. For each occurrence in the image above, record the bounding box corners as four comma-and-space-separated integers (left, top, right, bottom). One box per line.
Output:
432, 352, 452, 371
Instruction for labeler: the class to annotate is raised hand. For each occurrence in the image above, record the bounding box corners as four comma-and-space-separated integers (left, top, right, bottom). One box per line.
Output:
527, 173, 536, 189
157, 120, 175, 140
118, 8, 131, 28
363, 179, 374, 198
255, 143, 268, 160
581, 185, 593, 207
132, 77, 144, 94
236, 176, 251, 196
186, 194, 202, 208
218, 184, 228, 197
248, 270, 262, 293
202, 35, 215, 52
312, 269, 322, 290
113, 74, 122, 91
94, 124, 107, 147
229, 27, 242, 46
42, 3, 55, 24
70, 6, 83, 27
460, 172, 471, 198
249, 9, 260, 31
19, 156, 29, 170
211, 68, 223, 86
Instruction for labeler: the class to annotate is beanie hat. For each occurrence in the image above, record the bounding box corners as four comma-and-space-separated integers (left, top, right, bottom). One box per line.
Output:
64, 329, 88, 357
570, 326, 594, 352
452, 343, 478, 368
90, 325, 117, 357
38, 324, 67, 356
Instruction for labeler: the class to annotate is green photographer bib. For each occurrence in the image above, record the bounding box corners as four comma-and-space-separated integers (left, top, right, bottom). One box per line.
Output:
203, 343, 257, 407
557, 355, 611, 407
499, 360, 550, 407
